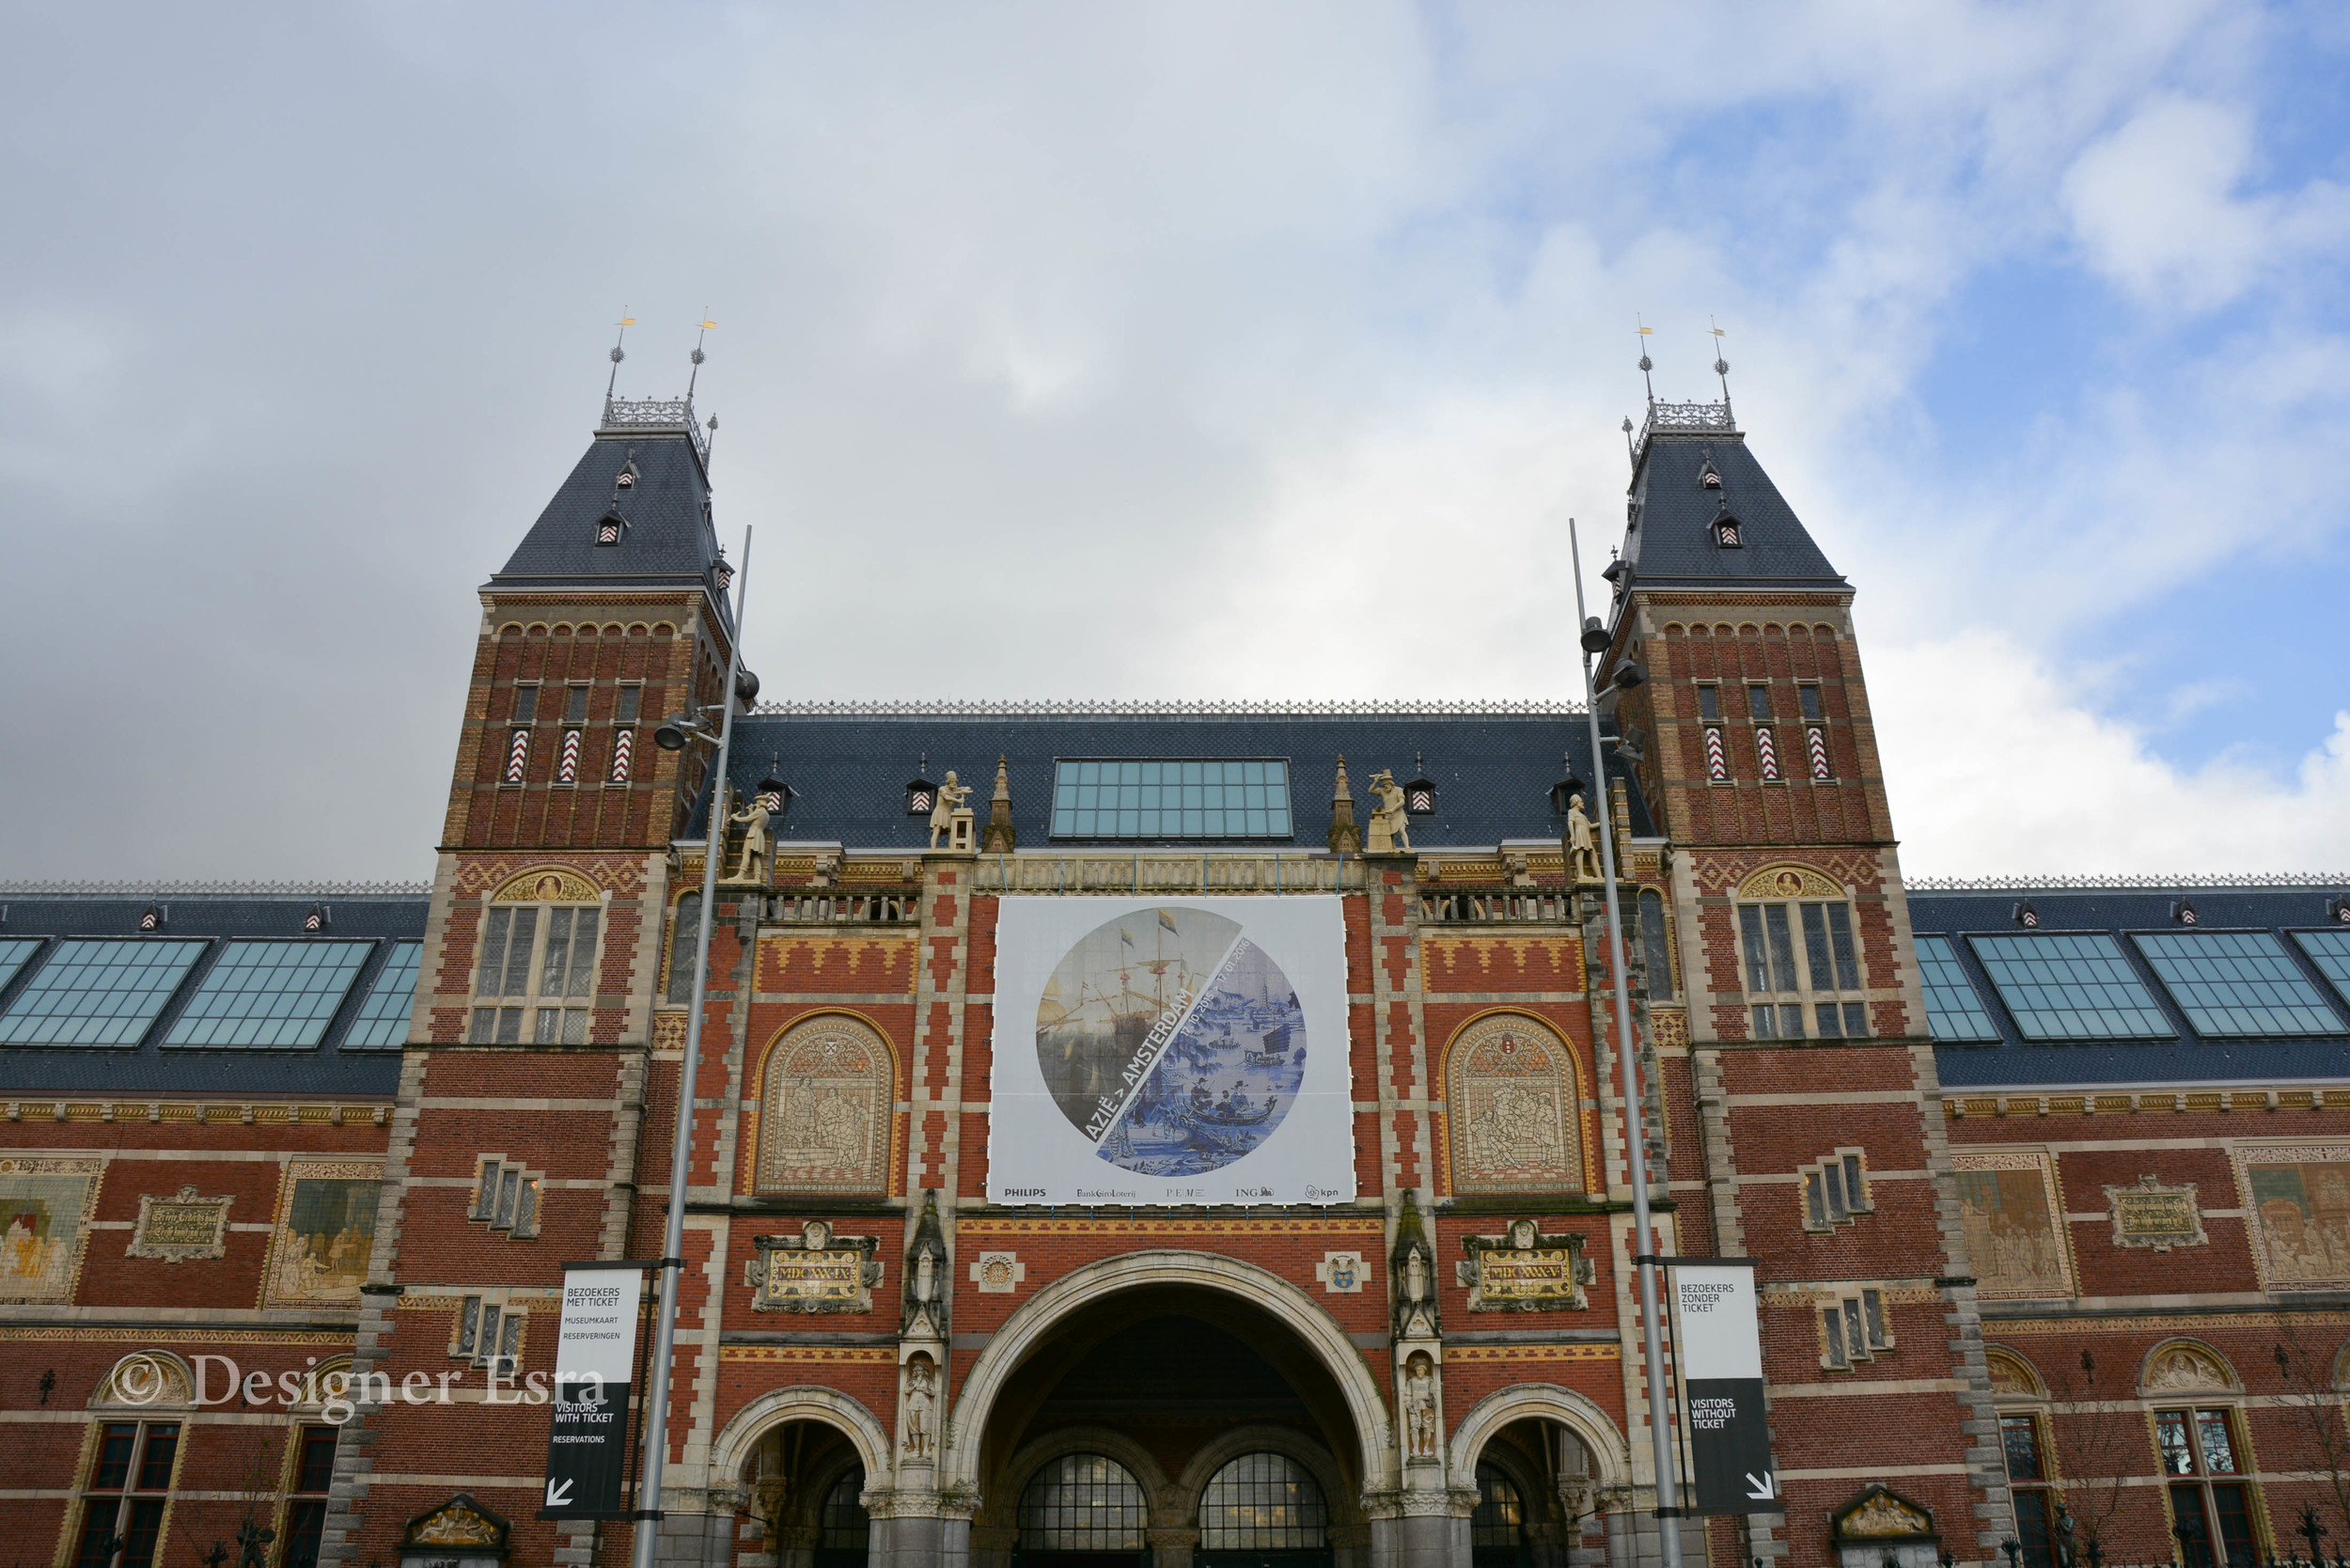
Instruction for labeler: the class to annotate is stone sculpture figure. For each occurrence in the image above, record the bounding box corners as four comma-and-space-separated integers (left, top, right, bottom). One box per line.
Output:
1564, 792, 1603, 883
902, 1354, 938, 1459
1365, 769, 1412, 854
929, 771, 972, 850
727, 794, 773, 885
1404, 1354, 1439, 1459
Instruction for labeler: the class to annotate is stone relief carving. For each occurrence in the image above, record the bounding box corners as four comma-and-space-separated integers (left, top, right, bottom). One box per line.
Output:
1392, 1190, 1439, 1340
1315, 1251, 1364, 1294
903, 1191, 948, 1340
2142, 1341, 2232, 1392
744, 1220, 882, 1313
2105, 1174, 2206, 1252
970, 1251, 1025, 1294
1457, 1218, 1592, 1312
758, 1015, 891, 1194
1448, 1015, 1581, 1194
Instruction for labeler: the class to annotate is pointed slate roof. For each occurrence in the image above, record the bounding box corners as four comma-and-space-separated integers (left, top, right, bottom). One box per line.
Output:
487, 402, 733, 634
1614, 409, 1846, 594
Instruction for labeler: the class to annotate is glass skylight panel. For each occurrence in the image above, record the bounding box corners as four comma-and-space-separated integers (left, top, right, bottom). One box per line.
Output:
1966, 933, 2173, 1042
2293, 930, 2350, 1008
343, 941, 422, 1049
164, 940, 370, 1048
1050, 760, 1292, 840
1915, 935, 2002, 1042
0, 938, 43, 994
2133, 932, 2345, 1037
0, 939, 206, 1046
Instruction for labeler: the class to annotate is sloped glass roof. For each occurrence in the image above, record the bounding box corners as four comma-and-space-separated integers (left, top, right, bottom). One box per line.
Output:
164, 939, 372, 1048
2133, 932, 2344, 1038
1915, 935, 2001, 1042
2293, 930, 2350, 1009
1967, 933, 2173, 1042
343, 941, 422, 1049
0, 939, 208, 1046
0, 938, 43, 994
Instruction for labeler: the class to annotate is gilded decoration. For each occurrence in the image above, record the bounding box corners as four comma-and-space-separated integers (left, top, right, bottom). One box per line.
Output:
403, 1492, 508, 1549
2141, 1341, 2233, 1392
1457, 1218, 1591, 1312
1834, 1486, 1935, 1541
128, 1184, 233, 1262
744, 1219, 882, 1313
754, 1014, 893, 1195
1952, 1150, 2075, 1300
2105, 1174, 2206, 1253
1446, 1014, 1583, 1194
490, 867, 600, 904
1733, 863, 1846, 902
2232, 1143, 2350, 1290
260, 1159, 383, 1309
1983, 1347, 2042, 1397
0, 1154, 102, 1305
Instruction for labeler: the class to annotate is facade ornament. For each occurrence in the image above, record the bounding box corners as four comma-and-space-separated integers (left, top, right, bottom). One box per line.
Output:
981, 755, 1016, 853
1327, 755, 1362, 855
1364, 769, 1412, 855
127, 1185, 232, 1262
903, 1190, 949, 1339
1403, 1350, 1440, 1461
725, 792, 774, 886
744, 1220, 883, 1313
2105, 1173, 2207, 1252
1564, 792, 1602, 884
901, 1350, 939, 1461
1457, 1219, 1592, 1312
1391, 1189, 1439, 1340
929, 771, 975, 852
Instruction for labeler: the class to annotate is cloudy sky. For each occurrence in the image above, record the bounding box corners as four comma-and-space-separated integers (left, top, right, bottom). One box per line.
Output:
5, 2, 2346, 883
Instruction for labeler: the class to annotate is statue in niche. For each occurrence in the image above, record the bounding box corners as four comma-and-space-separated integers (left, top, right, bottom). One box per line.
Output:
903, 1191, 948, 1340
727, 793, 774, 885
1404, 1353, 1439, 1459
902, 1353, 938, 1460
1564, 792, 1603, 883
1392, 1189, 1440, 1339
1365, 769, 1412, 854
929, 771, 973, 850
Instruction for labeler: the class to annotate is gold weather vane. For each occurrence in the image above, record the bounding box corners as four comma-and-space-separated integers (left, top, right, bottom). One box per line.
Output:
687, 310, 715, 399
1708, 315, 1732, 411
1635, 314, 1656, 405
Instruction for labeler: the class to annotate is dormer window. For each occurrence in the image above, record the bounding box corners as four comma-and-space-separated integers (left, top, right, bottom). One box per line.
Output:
596, 514, 625, 546
1700, 465, 1722, 489
1404, 757, 1436, 816
713, 557, 735, 592
1716, 518, 1742, 547
2171, 900, 2200, 927
615, 465, 636, 489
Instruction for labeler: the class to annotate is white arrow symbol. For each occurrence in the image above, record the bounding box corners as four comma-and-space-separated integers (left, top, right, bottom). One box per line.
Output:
546, 1476, 574, 1507
1746, 1472, 1777, 1500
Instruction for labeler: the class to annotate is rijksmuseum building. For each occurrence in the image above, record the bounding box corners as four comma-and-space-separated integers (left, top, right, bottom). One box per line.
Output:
8, 371, 2350, 1568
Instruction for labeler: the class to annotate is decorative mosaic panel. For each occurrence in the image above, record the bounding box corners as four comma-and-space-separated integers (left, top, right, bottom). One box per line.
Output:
261, 1160, 383, 1309
756, 1015, 892, 1194
2232, 1143, 2350, 1291
0, 1154, 101, 1304
1446, 1014, 1581, 1194
1953, 1149, 2074, 1300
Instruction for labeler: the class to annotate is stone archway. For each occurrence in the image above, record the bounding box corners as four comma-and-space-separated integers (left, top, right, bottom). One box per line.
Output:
711, 1389, 894, 1568
944, 1250, 1390, 1495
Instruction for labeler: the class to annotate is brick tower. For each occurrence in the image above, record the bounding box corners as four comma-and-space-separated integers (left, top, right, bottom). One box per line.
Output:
321, 384, 746, 1564
1597, 394, 2012, 1567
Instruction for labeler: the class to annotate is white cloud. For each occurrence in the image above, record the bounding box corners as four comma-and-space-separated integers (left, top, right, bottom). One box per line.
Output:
2061, 96, 2350, 311
1872, 629, 2350, 876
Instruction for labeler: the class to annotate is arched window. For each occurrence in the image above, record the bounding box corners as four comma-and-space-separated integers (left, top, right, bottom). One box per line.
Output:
1638, 888, 1675, 1001
1018, 1453, 1148, 1553
1469, 1464, 1527, 1568
666, 893, 702, 1004
758, 1015, 893, 1194
1198, 1451, 1327, 1550
814, 1465, 870, 1568
1447, 1014, 1582, 1194
471, 871, 603, 1044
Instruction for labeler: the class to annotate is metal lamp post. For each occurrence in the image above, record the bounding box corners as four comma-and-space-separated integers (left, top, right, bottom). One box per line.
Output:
1567, 516, 1682, 1568
633, 526, 753, 1568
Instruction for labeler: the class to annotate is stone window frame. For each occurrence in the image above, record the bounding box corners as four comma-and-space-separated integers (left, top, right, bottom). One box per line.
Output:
1815, 1284, 1894, 1371
452, 1291, 528, 1374
1799, 1147, 1874, 1233
468, 1153, 542, 1240
466, 870, 607, 1046
1731, 865, 1872, 1043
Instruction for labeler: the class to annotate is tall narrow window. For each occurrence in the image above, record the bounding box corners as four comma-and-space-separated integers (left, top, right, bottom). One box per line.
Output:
1798, 684, 1823, 722
2159, 1407, 2257, 1568
1470, 1464, 1528, 1568
666, 893, 703, 1004
2003, 1414, 2057, 1568
1747, 684, 1772, 721
1696, 685, 1722, 724
505, 729, 531, 783
1638, 889, 1675, 1001
73, 1421, 179, 1568
1696, 686, 1729, 781
616, 685, 642, 724
565, 684, 589, 723
511, 685, 539, 724
470, 899, 600, 1044
557, 729, 583, 784
279, 1426, 337, 1567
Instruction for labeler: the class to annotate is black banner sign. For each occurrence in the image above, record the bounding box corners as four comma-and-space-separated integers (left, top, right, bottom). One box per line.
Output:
540, 1265, 644, 1520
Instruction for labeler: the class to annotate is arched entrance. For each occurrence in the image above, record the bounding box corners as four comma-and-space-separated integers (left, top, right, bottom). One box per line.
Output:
956, 1255, 1378, 1568
1449, 1388, 1630, 1568
710, 1392, 890, 1568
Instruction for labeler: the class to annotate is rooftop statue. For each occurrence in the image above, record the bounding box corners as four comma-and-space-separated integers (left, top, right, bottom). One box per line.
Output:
1366, 769, 1411, 855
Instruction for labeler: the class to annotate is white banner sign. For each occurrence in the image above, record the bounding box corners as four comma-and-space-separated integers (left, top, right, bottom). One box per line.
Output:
988, 896, 1354, 1205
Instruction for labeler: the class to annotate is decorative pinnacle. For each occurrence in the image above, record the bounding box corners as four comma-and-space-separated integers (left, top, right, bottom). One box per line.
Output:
605, 309, 635, 400
1635, 315, 1656, 404
686, 312, 715, 399
1709, 315, 1732, 411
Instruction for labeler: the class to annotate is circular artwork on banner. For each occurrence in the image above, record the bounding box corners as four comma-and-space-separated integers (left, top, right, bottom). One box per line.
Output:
1035, 905, 1308, 1177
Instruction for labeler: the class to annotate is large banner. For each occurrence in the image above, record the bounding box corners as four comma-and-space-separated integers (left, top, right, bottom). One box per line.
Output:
540, 1264, 643, 1521
1671, 1260, 1781, 1515
989, 896, 1354, 1205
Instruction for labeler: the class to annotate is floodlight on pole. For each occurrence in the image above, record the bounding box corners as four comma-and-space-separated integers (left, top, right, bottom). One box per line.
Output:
1568, 516, 1683, 1567
633, 527, 752, 1568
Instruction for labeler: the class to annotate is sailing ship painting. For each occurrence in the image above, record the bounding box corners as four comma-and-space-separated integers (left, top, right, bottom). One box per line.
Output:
1034, 906, 1308, 1179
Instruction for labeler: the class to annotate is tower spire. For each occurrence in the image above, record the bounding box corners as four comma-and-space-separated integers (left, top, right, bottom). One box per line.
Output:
1636, 315, 1656, 406
686, 312, 715, 400
605, 308, 635, 401
1709, 315, 1732, 419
